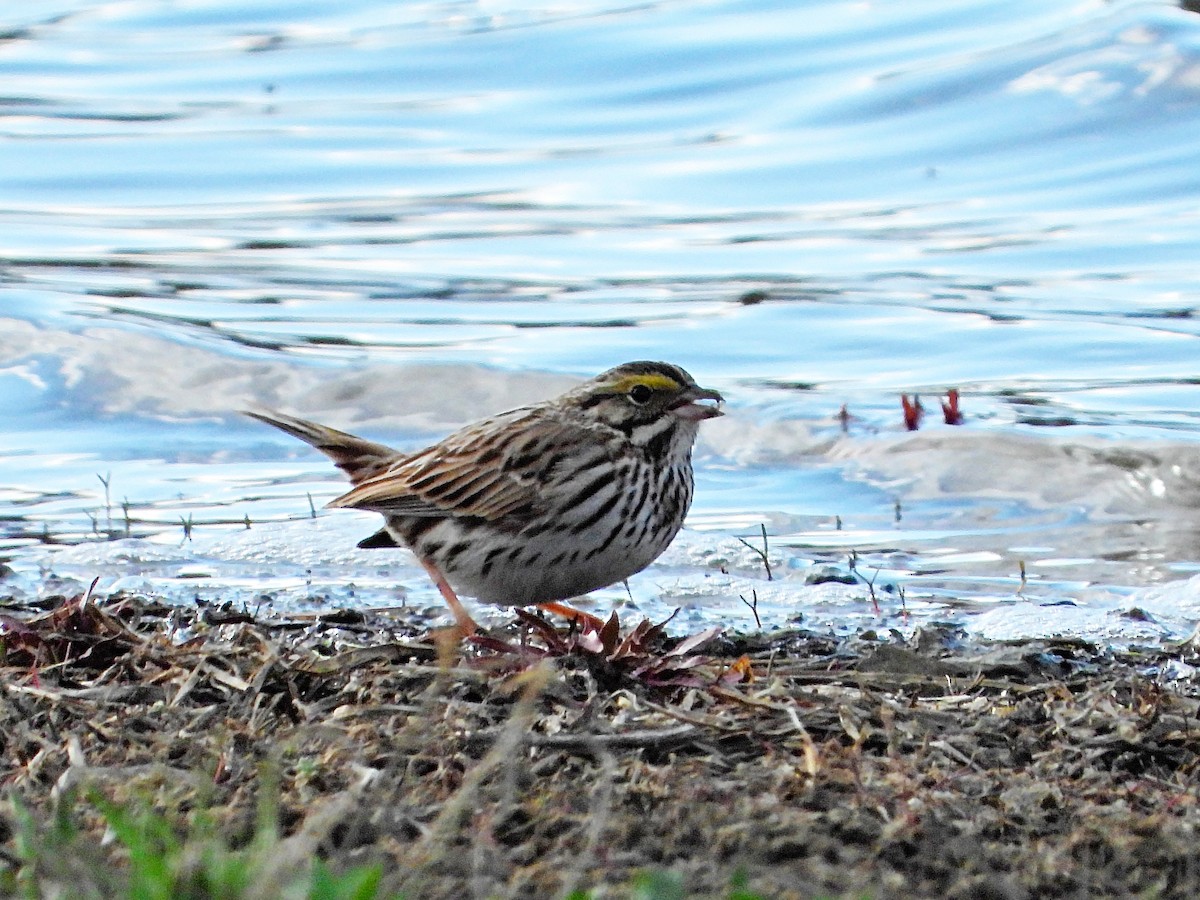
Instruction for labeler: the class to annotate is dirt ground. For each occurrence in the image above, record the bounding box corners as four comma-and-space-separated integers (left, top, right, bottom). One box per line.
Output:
2, 586, 1200, 898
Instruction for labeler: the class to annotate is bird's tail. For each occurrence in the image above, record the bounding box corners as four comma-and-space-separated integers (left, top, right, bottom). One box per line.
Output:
244, 409, 399, 487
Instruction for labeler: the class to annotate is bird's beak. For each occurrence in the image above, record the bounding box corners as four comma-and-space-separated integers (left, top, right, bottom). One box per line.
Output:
670, 384, 724, 421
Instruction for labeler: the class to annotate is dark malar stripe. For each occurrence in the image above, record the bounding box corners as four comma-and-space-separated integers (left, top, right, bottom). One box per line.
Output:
640, 420, 679, 460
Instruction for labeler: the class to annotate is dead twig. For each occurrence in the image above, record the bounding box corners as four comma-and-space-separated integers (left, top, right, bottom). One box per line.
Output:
739, 589, 762, 629
736, 523, 773, 581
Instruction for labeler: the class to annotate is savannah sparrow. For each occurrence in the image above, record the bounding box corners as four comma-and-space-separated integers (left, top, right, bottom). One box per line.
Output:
247, 361, 723, 633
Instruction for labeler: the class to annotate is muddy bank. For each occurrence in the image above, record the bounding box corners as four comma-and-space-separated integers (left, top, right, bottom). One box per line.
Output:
2, 588, 1199, 898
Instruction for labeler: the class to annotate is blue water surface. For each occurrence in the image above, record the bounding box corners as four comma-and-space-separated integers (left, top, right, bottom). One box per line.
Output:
4, 0, 1200, 643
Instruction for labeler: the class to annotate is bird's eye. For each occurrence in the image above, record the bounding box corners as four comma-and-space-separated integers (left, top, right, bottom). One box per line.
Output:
627, 383, 653, 405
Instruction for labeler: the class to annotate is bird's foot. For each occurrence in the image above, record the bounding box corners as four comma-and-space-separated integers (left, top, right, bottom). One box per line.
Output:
534, 601, 608, 633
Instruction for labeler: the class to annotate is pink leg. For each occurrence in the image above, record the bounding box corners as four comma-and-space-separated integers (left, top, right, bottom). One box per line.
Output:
418, 557, 479, 637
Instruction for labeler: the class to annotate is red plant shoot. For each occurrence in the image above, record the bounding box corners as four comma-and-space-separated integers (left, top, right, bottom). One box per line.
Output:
901, 394, 924, 431
941, 389, 963, 425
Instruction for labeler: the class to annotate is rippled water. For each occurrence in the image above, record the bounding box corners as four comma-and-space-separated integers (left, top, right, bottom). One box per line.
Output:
4, 0, 1200, 644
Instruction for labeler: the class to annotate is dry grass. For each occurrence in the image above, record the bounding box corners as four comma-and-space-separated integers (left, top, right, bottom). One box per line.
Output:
2, 585, 1200, 898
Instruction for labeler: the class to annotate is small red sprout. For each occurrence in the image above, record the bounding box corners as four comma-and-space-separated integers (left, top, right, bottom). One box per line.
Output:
941, 389, 963, 425
901, 394, 924, 431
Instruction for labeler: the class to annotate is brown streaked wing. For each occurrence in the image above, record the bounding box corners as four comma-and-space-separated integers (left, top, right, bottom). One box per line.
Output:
328, 408, 580, 522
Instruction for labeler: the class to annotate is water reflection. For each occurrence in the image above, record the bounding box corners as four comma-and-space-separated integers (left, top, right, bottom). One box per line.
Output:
3, 0, 1200, 642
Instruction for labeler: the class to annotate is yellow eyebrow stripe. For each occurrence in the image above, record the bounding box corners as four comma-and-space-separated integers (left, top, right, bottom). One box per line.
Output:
607, 373, 682, 394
